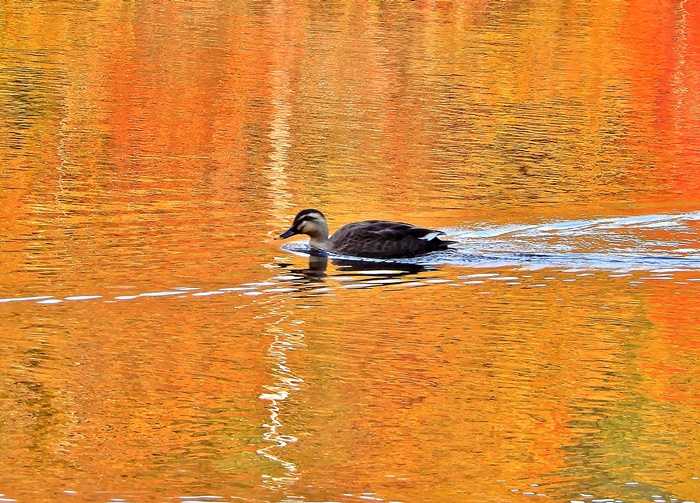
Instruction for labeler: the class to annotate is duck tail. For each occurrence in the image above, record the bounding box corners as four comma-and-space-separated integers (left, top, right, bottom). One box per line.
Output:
432, 238, 456, 250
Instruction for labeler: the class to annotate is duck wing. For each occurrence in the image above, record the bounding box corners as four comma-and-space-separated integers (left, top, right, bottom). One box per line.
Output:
330, 220, 452, 258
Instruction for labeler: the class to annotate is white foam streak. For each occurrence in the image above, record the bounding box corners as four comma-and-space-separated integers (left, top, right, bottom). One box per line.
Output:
0, 295, 53, 303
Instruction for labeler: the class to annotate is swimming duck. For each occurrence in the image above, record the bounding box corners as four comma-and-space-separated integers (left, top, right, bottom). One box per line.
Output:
279, 209, 454, 258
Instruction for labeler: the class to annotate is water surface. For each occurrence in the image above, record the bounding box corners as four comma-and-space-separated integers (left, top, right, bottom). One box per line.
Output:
2, 1, 700, 502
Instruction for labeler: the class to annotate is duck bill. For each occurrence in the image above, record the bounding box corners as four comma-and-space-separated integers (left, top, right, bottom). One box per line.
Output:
279, 227, 298, 239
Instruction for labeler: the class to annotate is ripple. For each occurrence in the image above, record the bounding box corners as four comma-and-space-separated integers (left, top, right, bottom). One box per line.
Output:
0, 295, 53, 303
3, 210, 700, 311
138, 290, 184, 298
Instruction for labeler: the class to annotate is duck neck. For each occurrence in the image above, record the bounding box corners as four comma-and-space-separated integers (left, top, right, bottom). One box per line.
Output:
308, 222, 330, 250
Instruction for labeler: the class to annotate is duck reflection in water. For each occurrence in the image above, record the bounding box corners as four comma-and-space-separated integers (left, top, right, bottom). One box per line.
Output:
276, 249, 431, 292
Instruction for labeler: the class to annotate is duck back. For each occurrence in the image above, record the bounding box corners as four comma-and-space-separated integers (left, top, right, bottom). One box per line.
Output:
329, 220, 452, 258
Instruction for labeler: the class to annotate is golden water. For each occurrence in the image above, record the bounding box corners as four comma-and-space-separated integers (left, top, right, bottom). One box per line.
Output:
2, 1, 700, 502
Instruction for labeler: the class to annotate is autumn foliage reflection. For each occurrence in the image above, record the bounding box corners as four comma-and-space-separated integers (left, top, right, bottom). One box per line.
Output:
1, 1, 700, 502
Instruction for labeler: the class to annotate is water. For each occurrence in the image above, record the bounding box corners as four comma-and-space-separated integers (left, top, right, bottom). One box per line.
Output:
2, 1, 700, 502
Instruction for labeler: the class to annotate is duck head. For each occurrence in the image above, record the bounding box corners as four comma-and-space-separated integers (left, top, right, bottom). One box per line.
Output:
279, 209, 330, 246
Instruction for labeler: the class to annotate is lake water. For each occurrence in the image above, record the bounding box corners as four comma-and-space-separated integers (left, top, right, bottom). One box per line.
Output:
2, 1, 700, 502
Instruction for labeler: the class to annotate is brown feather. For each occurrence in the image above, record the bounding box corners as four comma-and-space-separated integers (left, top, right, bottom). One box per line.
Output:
330, 220, 451, 258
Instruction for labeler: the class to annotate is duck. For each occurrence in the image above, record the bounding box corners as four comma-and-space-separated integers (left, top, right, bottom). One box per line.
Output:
279, 209, 454, 258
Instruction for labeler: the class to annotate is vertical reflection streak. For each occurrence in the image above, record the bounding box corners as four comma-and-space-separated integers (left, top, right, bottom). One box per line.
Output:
56, 88, 70, 218
257, 311, 305, 491
266, 67, 292, 221
673, 0, 689, 116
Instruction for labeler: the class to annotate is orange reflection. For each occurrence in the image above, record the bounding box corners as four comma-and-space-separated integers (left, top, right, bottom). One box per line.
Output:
2, 1, 700, 502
